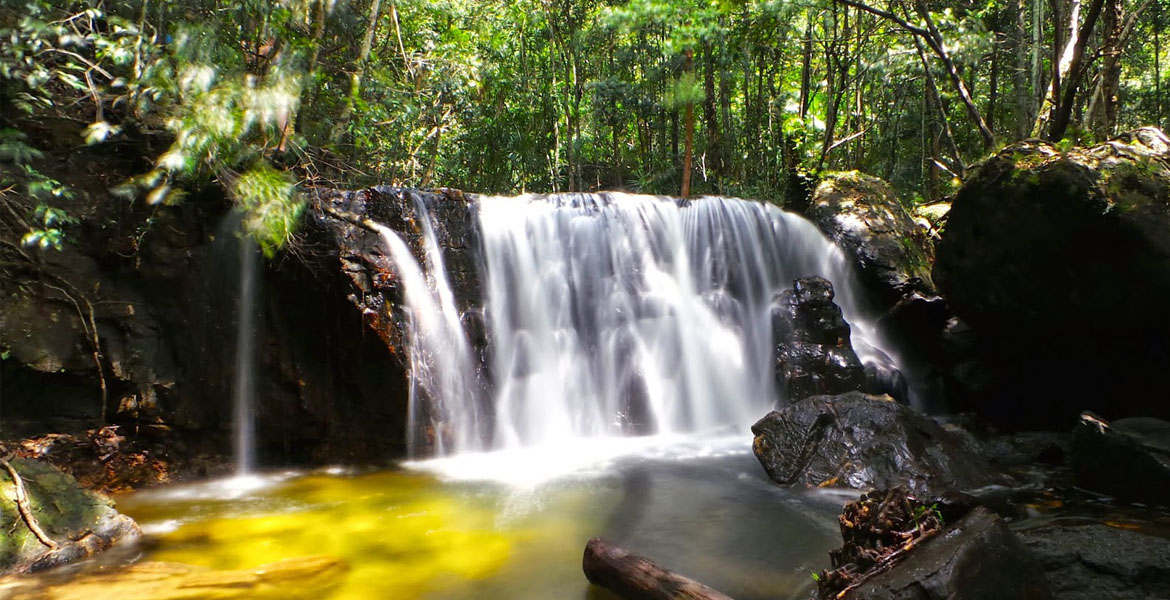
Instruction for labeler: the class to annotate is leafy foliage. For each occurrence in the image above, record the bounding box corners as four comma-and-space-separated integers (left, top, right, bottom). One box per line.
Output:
1, 0, 1168, 252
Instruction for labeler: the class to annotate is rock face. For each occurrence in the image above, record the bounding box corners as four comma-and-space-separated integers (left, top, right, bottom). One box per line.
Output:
770, 277, 865, 402
806, 172, 937, 310
0, 119, 418, 467
0, 457, 139, 574
1069, 412, 1170, 504
750, 391, 998, 497
934, 128, 1170, 426
307, 187, 488, 453
308, 187, 483, 352
1018, 522, 1170, 600
840, 506, 1053, 600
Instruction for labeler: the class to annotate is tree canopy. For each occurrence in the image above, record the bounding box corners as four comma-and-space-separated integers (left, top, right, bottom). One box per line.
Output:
2, 0, 1168, 250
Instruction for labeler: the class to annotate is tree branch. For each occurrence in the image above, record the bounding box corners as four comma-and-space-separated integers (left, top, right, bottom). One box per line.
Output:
0, 457, 60, 551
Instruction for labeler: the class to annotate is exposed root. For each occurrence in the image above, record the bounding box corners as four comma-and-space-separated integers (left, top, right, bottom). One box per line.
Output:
816, 487, 946, 599
0, 456, 60, 550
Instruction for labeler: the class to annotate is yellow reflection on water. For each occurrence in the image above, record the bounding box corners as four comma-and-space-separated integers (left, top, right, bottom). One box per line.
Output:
0, 469, 619, 600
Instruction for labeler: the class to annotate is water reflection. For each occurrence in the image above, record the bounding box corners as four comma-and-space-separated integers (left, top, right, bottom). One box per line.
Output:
0, 443, 841, 600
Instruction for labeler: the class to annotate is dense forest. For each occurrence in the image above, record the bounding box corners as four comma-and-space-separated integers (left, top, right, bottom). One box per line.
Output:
4, 1, 1170, 598
3, 0, 1169, 254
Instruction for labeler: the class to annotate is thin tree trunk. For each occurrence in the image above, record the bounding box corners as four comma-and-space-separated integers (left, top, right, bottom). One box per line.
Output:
833, 0, 995, 150
987, 30, 1000, 133
1047, 0, 1108, 140
913, 0, 997, 150
1012, 0, 1032, 138
914, 37, 965, 173
799, 23, 814, 118
1157, 14, 1163, 125
332, 0, 381, 146
1087, 0, 1156, 136
681, 48, 694, 197
703, 42, 720, 185
295, 0, 328, 133
1032, 0, 1044, 122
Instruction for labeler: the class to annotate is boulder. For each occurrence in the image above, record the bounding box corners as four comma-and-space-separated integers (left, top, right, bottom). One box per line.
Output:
933, 128, 1170, 426
751, 391, 999, 497
771, 277, 865, 402
1017, 522, 1170, 600
806, 172, 937, 310
838, 506, 1053, 600
0, 457, 140, 575
1069, 412, 1170, 504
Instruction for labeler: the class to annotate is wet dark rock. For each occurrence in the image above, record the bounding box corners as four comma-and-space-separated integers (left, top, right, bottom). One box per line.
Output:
751, 391, 999, 497
934, 128, 1170, 427
1069, 412, 1170, 504
983, 430, 1069, 470
863, 361, 908, 403
874, 293, 950, 365
838, 506, 1053, 600
305, 187, 486, 456
1017, 522, 1170, 600
771, 277, 865, 402
806, 172, 937, 311
0, 457, 140, 575
0, 129, 424, 467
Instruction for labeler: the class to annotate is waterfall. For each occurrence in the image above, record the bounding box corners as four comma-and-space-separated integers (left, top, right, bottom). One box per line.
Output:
233, 234, 258, 474
372, 217, 483, 457
382, 192, 889, 457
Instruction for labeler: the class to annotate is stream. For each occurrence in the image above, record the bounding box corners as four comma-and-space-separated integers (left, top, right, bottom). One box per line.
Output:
1, 437, 843, 600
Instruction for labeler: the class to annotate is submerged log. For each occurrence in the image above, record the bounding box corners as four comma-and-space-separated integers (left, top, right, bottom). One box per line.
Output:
582, 538, 734, 600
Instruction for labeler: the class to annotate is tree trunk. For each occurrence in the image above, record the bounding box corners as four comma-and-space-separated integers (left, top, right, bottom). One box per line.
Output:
703, 42, 720, 186
681, 48, 695, 197
583, 538, 734, 600
914, 37, 964, 174
1012, 0, 1032, 138
332, 0, 381, 146
1032, 0, 1044, 123
1047, 0, 1109, 140
799, 22, 814, 118
1157, 12, 1164, 126
987, 29, 1000, 133
913, 0, 997, 150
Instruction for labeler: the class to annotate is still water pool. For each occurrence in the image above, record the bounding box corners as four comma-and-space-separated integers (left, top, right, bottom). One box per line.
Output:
1, 438, 843, 600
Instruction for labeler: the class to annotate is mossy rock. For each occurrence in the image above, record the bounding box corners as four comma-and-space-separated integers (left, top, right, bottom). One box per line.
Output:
0, 457, 139, 574
933, 127, 1170, 427
807, 171, 936, 311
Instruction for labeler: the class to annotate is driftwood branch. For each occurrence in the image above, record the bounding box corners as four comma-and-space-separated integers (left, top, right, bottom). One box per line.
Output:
0, 457, 60, 550
315, 199, 382, 233
583, 538, 734, 600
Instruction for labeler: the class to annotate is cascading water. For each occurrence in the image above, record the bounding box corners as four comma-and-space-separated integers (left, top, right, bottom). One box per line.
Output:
383, 192, 895, 460
371, 209, 483, 457
233, 234, 258, 474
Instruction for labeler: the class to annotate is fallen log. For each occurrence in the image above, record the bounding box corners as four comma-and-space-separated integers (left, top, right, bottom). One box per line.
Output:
582, 538, 734, 600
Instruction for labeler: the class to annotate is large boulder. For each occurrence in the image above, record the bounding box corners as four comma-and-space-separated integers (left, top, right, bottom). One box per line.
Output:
933, 128, 1170, 426
1068, 412, 1170, 504
1018, 522, 1170, 600
771, 277, 865, 402
806, 172, 937, 310
751, 391, 999, 497
0, 457, 139, 574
